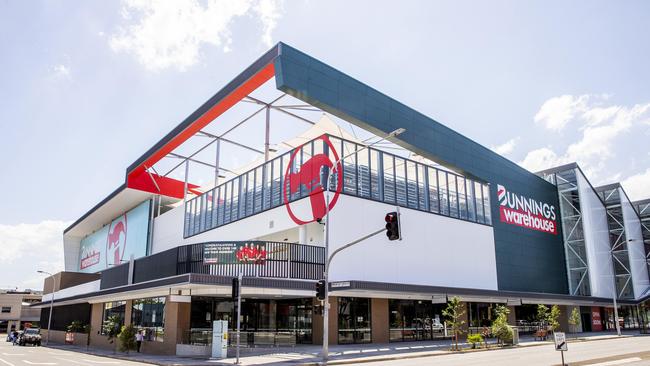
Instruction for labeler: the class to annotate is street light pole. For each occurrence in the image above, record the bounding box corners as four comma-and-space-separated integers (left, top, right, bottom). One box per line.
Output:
37, 270, 54, 345
320, 128, 404, 362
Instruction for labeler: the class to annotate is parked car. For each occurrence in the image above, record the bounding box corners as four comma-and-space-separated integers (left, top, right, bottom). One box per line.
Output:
17, 328, 41, 346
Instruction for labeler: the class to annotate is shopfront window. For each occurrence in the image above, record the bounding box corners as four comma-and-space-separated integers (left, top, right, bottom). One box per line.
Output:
101, 301, 126, 335
338, 297, 371, 344
131, 297, 165, 342
389, 300, 445, 342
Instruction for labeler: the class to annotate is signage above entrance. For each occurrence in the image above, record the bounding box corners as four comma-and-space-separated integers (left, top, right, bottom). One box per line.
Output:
497, 184, 558, 235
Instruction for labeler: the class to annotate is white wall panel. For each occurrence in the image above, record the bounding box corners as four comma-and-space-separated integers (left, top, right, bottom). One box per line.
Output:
620, 188, 650, 298
577, 171, 614, 298
327, 195, 498, 290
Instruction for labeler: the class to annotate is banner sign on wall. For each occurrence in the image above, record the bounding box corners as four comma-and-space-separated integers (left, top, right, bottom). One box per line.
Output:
78, 200, 151, 273
203, 242, 270, 265
497, 184, 558, 235
591, 307, 603, 331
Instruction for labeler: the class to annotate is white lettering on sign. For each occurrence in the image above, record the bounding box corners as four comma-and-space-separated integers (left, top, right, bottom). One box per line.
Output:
497, 184, 557, 235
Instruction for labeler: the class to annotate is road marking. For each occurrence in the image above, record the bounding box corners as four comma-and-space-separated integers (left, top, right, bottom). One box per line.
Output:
585, 357, 643, 366
0, 357, 16, 366
54, 357, 91, 366
21, 361, 57, 365
81, 360, 120, 364
0, 354, 24, 356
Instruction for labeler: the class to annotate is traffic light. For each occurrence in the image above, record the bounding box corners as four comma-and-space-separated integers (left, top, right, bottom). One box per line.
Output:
385, 211, 400, 241
232, 277, 240, 300
316, 280, 326, 300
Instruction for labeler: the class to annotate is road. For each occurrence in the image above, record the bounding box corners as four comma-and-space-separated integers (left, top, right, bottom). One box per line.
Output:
0, 338, 148, 366
370, 336, 650, 366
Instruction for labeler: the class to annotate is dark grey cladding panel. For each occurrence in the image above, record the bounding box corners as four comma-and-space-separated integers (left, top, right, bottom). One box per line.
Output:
274, 42, 568, 294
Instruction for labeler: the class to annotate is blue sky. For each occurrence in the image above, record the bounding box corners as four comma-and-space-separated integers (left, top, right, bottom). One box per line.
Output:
1, 0, 649, 289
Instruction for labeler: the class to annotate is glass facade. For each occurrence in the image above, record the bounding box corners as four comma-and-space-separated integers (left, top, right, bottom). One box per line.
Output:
338, 297, 371, 344
101, 301, 126, 335
131, 297, 165, 342
189, 297, 313, 345
542, 168, 591, 296
185, 135, 491, 237
388, 300, 446, 342
599, 187, 634, 299
636, 201, 650, 277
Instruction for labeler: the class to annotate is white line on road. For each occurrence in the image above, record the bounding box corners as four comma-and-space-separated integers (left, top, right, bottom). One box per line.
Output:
585, 357, 643, 366
21, 361, 57, 365
0, 358, 16, 366
81, 360, 120, 364
54, 357, 91, 366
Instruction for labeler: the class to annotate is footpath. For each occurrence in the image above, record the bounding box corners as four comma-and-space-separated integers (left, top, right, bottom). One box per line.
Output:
45, 331, 639, 366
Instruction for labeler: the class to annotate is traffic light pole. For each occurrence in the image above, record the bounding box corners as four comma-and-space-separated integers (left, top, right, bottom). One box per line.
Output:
236, 272, 242, 364
320, 128, 405, 363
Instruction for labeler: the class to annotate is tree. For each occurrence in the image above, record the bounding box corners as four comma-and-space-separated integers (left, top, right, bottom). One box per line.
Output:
102, 315, 121, 353
491, 305, 513, 345
548, 305, 561, 332
568, 307, 581, 335
443, 296, 466, 351
83, 324, 92, 349
537, 304, 549, 328
66, 320, 85, 333
118, 325, 137, 354
467, 333, 483, 349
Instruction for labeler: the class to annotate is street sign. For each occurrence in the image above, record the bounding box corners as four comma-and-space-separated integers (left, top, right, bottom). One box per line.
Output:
554, 332, 567, 351
554, 331, 567, 366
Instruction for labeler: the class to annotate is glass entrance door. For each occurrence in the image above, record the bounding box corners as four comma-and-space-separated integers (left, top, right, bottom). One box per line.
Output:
338, 297, 371, 344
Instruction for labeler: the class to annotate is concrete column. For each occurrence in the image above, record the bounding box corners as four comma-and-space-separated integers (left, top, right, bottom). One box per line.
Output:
312, 296, 339, 345
558, 305, 570, 333
269, 300, 277, 331
124, 300, 133, 326
371, 298, 389, 344
299, 225, 307, 244
507, 306, 517, 326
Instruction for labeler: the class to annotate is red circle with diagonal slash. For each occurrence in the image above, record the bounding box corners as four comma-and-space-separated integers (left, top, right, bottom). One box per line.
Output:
283, 135, 343, 225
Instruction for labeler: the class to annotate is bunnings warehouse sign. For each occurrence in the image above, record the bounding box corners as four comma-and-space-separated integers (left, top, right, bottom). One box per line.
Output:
203, 242, 270, 265
497, 184, 557, 235
78, 200, 151, 273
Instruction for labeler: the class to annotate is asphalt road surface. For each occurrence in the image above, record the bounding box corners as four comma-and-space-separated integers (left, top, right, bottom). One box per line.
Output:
370, 335, 650, 366
0, 338, 149, 366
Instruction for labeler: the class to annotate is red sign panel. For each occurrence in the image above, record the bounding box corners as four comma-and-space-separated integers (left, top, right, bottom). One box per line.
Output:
591, 307, 602, 331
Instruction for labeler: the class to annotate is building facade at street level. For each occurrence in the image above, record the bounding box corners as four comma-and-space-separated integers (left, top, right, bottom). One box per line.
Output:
33, 43, 650, 355
0, 290, 42, 333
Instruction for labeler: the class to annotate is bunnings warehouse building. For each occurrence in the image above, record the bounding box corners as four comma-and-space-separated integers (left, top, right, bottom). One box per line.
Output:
34, 43, 650, 355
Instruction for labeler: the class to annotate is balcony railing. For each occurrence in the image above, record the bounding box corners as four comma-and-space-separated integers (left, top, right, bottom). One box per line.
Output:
100, 241, 325, 290
184, 134, 492, 238
177, 241, 324, 280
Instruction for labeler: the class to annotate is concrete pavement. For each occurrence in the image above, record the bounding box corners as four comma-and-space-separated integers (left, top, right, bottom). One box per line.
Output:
2, 331, 649, 366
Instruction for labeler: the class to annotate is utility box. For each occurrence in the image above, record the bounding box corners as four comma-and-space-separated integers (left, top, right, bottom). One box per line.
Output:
211, 320, 228, 359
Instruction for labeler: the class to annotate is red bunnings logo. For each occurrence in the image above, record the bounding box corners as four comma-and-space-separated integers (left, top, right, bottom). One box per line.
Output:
497, 184, 557, 235
283, 135, 342, 225
106, 214, 128, 266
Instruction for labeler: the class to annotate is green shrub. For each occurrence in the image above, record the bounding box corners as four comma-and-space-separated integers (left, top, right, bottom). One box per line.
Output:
491, 305, 514, 345
66, 320, 85, 333
467, 333, 483, 349
117, 324, 137, 354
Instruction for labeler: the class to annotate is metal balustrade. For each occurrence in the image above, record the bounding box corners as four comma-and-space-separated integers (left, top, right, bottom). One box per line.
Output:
177, 241, 324, 280
184, 134, 492, 238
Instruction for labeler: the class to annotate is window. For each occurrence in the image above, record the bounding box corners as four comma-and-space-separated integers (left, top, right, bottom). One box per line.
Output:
338, 297, 371, 344
131, 297, 165, 342
102, 301, 126, 335
1, 306, 10, 313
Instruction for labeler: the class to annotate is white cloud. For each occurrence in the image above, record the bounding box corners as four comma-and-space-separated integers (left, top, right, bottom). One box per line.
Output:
51, 64, 70, 79
491, 137, 519, 155
0, 221, 69, 290
521, 95, 650, 177
534, 94, 590, 131
621, 168, 650, 202
110, 0, 283, 71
